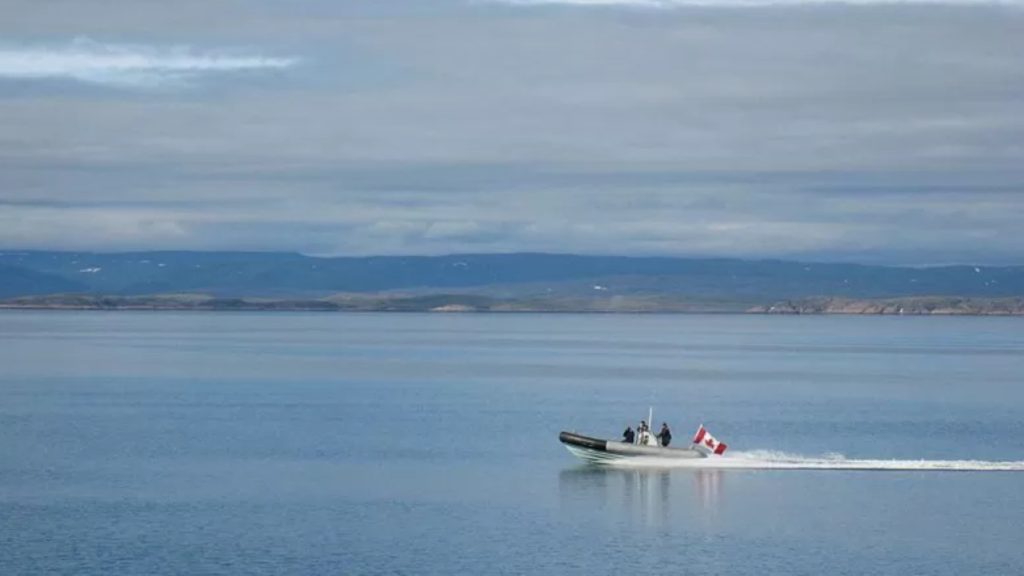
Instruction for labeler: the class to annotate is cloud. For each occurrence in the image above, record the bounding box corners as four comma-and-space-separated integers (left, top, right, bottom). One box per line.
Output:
0, 38, 297, 88
0, 3, 1021, 264
486, 0, 1020, 6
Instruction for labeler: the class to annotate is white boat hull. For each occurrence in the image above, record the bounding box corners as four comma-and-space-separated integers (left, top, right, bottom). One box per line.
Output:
560, 431, 706, 464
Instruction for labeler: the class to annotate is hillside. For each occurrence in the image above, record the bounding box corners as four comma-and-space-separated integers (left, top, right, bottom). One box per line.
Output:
2, 251, 1022, 304
0, 264, 86, 298
750, 296, 1024, 316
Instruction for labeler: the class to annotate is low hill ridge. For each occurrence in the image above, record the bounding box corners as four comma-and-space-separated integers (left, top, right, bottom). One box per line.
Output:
1, 251, 1022, 312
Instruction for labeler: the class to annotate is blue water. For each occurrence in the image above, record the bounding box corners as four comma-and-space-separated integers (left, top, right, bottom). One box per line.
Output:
2, 311, 1023, 574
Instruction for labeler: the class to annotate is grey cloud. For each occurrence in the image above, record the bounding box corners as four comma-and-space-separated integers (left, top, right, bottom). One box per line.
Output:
486, 0, 1023, 6
0, 2, 1021, 264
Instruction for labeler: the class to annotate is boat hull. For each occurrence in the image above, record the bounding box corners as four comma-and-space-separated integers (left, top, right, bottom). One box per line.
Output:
559, 431, 706, 463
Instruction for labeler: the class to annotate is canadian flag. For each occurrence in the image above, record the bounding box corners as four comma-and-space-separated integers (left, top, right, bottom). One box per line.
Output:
692, 425, 728, 455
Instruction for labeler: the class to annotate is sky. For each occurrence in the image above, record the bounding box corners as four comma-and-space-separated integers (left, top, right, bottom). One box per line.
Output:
0, 0, 1022, 265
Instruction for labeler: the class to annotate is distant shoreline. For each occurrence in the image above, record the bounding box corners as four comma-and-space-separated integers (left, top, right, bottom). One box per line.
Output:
2, 294, 1022, 315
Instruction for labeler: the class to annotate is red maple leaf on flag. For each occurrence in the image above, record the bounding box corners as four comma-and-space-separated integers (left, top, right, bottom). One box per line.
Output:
705, 438, 715, 448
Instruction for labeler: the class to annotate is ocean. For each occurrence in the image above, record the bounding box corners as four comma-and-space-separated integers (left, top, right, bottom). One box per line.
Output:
2, 311, 1023, 574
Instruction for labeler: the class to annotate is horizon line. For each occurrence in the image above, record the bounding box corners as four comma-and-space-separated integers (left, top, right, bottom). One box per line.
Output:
1, 248, 1021, 269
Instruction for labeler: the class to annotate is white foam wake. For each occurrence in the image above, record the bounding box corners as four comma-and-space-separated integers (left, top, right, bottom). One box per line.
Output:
611, 449, 1024, 471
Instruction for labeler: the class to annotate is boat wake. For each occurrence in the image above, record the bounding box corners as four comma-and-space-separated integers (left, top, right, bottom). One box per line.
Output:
610, 450, 1024, 472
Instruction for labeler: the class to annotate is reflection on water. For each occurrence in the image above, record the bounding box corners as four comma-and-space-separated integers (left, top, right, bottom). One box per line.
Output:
558, 466, 726, 529
693, 468, 724, 512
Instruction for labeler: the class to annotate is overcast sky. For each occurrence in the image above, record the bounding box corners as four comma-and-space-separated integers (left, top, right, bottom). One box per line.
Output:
1, 0, 1022, 264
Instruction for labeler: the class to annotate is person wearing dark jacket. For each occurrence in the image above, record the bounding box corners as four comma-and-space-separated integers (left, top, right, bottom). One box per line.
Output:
657, 423, 672, 447
622, 426, 636, 444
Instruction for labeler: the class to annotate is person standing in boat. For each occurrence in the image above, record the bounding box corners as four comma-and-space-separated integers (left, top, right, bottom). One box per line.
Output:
622, 426, 635, 444
657, 423, 672, 447
637, 420, 650, 445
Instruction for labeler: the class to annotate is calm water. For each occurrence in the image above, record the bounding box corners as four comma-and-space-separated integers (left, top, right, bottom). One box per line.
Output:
2, 311, 1023, 575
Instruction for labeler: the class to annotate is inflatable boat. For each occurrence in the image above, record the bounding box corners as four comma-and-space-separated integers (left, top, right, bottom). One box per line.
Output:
559, 422, 728, 464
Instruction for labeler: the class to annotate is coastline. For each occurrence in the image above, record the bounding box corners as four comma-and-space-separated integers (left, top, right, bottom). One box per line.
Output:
2, 294, 1022, 315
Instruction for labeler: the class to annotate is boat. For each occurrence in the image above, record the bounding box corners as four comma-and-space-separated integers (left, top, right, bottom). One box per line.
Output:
559, 431, 706, 464
559, 411, 728, 464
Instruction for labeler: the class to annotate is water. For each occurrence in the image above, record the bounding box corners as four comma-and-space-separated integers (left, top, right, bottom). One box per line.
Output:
2, 311, 1023, 574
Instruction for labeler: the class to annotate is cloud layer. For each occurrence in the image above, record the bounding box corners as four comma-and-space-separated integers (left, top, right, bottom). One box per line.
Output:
489, 0, 1021, 6
0, 1, 1021, 264
0, 38, 296, 88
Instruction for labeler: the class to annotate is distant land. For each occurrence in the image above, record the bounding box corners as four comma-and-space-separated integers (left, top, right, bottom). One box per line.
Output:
1, 250, 1022, 315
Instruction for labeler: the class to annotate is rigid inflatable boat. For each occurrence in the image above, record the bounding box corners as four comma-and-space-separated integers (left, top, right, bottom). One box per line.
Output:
559, 422, 728, 465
